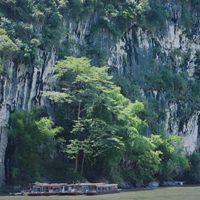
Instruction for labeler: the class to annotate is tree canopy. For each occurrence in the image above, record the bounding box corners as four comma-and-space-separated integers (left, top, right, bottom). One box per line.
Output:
43, 56, 188, 183
44, 56, 147, 179
8, 109, 63, 184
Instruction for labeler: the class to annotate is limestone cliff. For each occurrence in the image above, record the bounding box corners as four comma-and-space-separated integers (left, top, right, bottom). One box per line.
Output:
1, 0, 200, 184
0, 49, 56, 184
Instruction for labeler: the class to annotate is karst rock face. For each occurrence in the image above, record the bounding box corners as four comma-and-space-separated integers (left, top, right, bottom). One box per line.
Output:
0, 49, 56, 184
0, 0, 200, 185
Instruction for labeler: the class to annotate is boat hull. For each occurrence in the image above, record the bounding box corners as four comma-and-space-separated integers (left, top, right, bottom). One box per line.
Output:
27, 192, 59, 196
58, 192, 83, 195
85, 190, 120, 195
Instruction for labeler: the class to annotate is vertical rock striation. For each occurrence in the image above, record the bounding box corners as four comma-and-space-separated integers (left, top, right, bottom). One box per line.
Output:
107, 2, 200, 155
1, 0, 200, 184
0, 49, 56, 185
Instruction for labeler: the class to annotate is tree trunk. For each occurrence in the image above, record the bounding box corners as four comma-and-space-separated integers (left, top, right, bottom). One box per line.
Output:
78, 100, 81, 119
74, 96, 81, 173
81, 152, 85, 175
74, 152, 78, 173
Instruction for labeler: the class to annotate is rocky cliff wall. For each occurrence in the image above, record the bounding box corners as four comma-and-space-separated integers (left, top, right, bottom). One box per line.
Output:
108, 23, 200, 154
108, 1, 200, 155
0, 49, 56, 185
1, 0, 200, 185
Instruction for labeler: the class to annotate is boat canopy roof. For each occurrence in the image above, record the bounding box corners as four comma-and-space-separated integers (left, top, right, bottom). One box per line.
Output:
32, 183, 68, 187
32, 182, 117, 188
69, 183, 106, 187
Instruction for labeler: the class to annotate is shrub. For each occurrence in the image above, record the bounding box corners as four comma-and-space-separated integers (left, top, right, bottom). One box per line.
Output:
146, 1, 169, 28
0, 28, 18, 59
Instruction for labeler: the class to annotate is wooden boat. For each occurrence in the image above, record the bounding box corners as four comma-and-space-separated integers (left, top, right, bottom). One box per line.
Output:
84, 183, 121, 195
26, 182, 120, 196
26, 182, 85, 196
58, 183, 88, 195
26, 183, 68, 196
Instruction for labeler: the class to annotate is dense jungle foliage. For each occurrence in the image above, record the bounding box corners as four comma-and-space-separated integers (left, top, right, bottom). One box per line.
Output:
0, 0, 198, 63
7, 57, 189, 186
1, 0, 200, 187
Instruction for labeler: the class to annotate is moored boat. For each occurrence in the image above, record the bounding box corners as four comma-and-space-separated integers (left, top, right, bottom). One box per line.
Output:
58, 184, 83, 195
26, 182, 68, 196
84, 183, 121, 195
25, 182, 120, 196
58, 183, 90, 195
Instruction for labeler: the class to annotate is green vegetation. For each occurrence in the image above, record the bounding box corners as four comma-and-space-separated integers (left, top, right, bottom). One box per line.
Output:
2, 0, 200, 187
191, 0, 200, 10
152, 134, 188, 182
146, 1, 169, 28
42, 57, 188, 184
112, 74, 144, 103
6, 56, 190, 185
184, 152, 200, 183
145, 70, 187, 102
0, 0, 197, 64
7, 109, 63, 184
0, 0, 66, 65
0, 28, 18, 59
43, 56, 147, 181
6, 55, 195, 185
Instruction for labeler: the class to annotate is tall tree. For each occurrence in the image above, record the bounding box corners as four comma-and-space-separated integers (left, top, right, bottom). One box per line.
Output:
44, 56, 146, 178
44, 56, 188, 183
150, 134, 188, 182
